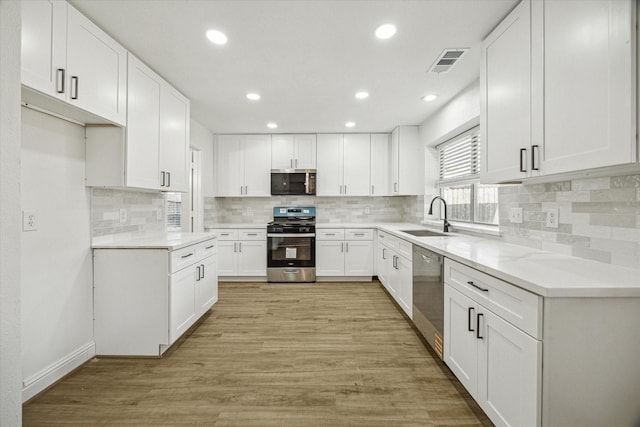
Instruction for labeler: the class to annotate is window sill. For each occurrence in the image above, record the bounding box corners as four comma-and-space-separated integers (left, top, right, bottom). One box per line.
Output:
420, 219, 501, 237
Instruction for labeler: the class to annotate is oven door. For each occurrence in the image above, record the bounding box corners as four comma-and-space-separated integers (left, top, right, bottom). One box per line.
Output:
267, 233, 315, 268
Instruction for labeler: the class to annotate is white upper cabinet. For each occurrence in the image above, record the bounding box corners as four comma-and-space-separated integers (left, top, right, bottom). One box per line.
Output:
271, 134, 317, 169
482, 0, 637, 183
159, 84, 190, 192
370, 133, 391, 196
391, 126, 424, 195
22, 1, 127, 125
316, 134, 370, 196
215, 135, 271, 197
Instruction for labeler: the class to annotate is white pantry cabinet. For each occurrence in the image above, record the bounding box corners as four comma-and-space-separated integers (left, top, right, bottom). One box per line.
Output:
481, 0, 637, 183
21, 0, 127, 125
85, 54, 190, 192
209, 229, 267, 278
215, 135, 271, 197
370, 133, 392, 196
271, 134, 317, 169
94, 238, 218, 356
376, 231, 412, 317
316, 229, 374, 278
391, 126, 423, 196
316, 134, 371, 196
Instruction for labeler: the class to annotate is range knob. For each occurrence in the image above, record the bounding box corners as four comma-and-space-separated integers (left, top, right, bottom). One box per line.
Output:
300, 227, 310, 233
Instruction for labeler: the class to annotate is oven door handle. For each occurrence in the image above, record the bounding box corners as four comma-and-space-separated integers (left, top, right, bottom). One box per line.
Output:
267, 233, 316, 238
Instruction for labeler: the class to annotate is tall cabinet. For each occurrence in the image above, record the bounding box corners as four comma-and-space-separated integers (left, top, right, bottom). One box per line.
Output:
481, 0, 637, 183
370, 133, 391, 196
316, 134, 371, 196
391, 126, 424, 195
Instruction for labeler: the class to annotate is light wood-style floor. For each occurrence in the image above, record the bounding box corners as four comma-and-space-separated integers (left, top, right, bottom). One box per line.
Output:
23, 281, 492, 426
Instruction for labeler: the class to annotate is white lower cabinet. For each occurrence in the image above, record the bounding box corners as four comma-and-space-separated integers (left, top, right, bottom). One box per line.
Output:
444, 258, 541, 427
94, 238, 218, 356
376, 230, 412, 318
209, 229, 266, 277
316, 229, 373, 278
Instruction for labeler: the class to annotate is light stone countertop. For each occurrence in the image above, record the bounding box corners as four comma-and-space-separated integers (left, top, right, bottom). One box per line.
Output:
92, 232, 216, 250
205, 223, 267, 229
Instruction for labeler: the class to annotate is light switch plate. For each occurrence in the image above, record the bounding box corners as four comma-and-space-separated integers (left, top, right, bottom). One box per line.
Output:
22, 210, 37, 231
546, 208, 559, 228
509, 207, 523, 224
364, 207, 370, 214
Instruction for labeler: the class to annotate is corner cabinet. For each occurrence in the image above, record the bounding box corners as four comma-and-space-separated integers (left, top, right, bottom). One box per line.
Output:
375, 231, 413, 318
481, 0, 637, 183
215, 135, 271, 197
21, 0, 127, 125
93, 238, 218, 356
271, 134, 316, 169
85, 54, 190, 192
316, 134, 371, 196
391, 126, 424, 195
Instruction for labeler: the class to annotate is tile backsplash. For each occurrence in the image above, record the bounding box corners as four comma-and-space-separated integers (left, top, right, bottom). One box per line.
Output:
91, 188, 165, 240
499, 173, 640, 269
204, 196, 421, 225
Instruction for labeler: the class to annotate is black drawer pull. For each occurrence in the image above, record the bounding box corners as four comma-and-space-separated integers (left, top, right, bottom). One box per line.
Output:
468, 307, 475, 332
476, 313, 484, 339
181, 253, 194, 259
467, 281, 489, 292
205, 245, 215, 249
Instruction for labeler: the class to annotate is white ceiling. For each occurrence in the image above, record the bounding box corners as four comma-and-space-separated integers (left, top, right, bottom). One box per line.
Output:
70, 0, 517, 135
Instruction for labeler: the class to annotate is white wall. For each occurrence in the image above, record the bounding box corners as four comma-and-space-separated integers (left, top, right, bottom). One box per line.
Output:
190, 119, 215, 197
20, 108, 94, 402
0, 0, 23, 423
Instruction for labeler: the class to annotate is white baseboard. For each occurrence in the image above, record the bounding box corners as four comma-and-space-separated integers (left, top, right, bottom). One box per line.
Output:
22, 341, 96, 403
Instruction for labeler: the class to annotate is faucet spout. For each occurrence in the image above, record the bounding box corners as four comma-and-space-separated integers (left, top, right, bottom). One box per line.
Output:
428, 196, 450, 233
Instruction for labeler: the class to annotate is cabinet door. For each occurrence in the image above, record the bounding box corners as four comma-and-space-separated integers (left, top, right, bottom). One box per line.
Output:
159, 84, 190, 192
344, 241, 373, 276
271, 134, 294, 169
196, 255, 217, 315
169, 266, 197, 344
395, 254, 412, 318
477, 309, 541, 427
391, 128, 400, 195
294, 134, 317, 169
215, 135, 244, 196
21, 0, 67, 98
371, 134, 391, 196
126, 54, 161, 190
444, 284, 479, 398
316, 134, 343, 196
376, 245, 390, 287
316, 241, 345, 276
480, 0, 532, 183
66, 4, 127, 125
243, 135, 271, 196
536, 0, 636, 175
237, 240, 267, 276
216, 240, 238, 276
343, 134, 371, 196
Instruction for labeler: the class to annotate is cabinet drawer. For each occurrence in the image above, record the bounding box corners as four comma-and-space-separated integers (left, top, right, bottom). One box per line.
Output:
444, 258, 542, 339
197, 238, 217, 258
210, 229, 238, 240
397, 239, 412, 260
377, 231, 398, 249
171, 244, 198, 273
317, 229, 345, 240
239, 229, 266, 240
345, 229, 373, 240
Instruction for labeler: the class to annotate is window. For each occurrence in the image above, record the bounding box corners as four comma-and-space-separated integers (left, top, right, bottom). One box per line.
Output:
435, 126, 499, 226
166, 193, 182, 232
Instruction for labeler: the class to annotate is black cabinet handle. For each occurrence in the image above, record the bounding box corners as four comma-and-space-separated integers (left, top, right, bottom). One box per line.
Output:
161, 171, 166, 187
70, 76, 79, 99
200, 264, 205, 279
181, 252, 194, 259
519, 148, 527, 172
531, 144, 539, 171
476, 313, 484, 339
205, 245, 214, 250
56, 69, 65, 93
195, 266, 201, 281
468, 307, 475, 332
467, 281, 489, 292
167, 172, 171, 187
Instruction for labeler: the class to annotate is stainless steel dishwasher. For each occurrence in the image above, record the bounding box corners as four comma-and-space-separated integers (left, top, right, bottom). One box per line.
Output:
412, 245, 444, 359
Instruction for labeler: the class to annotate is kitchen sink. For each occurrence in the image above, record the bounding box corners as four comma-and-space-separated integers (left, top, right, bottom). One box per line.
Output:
400, 229, 447, 237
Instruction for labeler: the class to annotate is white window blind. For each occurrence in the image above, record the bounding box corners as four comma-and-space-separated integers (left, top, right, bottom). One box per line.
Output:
438, 126, 480, 184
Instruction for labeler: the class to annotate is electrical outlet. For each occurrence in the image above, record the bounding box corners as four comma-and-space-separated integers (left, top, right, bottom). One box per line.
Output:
546, 208, 559, 228
364, 207, 370, 215
509, 207, 523, 224
246, 207, 253, 216
119, 208, 128, 223
22, 210, 37, 231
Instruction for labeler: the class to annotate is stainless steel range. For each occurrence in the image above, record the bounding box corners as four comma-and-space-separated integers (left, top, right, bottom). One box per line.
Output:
267, 207, 316, 283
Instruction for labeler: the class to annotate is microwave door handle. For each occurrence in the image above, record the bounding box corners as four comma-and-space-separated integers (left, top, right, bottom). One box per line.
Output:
305, 173, 309, 194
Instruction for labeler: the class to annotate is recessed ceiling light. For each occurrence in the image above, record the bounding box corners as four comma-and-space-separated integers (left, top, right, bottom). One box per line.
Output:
355, 91, 369, 99
345, 121, 356, 128
267, 122, 278, 129
422, 94, 438, 102
246, 93, 261, 101
375, 24, 396, 40
206, 29, 227, 45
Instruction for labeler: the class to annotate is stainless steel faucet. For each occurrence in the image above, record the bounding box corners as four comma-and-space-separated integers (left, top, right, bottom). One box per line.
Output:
428, 196, 450, 233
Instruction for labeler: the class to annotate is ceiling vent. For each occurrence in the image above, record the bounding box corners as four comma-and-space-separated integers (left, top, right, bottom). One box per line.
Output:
428, 48, 469, 74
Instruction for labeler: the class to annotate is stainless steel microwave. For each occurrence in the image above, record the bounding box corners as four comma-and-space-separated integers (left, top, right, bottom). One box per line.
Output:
270, 170, 316, 196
